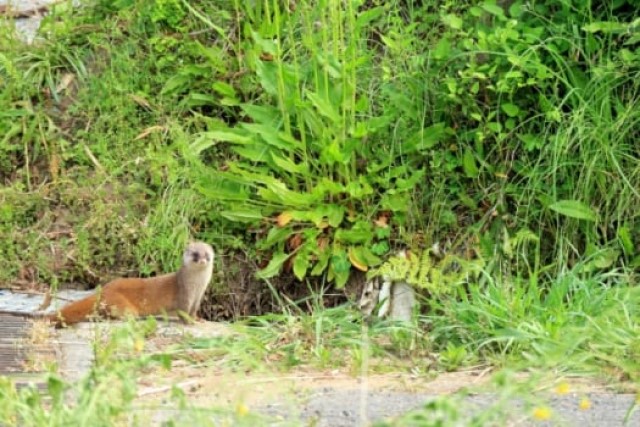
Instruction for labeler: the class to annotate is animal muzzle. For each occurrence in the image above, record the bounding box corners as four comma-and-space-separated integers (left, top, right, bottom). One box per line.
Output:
192, 254, 210, 264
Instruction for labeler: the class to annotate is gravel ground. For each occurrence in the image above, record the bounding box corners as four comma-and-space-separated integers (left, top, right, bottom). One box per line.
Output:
262, 389, 639, 426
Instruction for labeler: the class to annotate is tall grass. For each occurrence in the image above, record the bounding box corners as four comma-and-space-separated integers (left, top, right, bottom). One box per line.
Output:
516, 69, 640, 273
428, 265, 640, 381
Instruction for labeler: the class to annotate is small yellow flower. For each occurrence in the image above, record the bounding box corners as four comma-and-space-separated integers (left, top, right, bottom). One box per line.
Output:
554, 382, 570, 395
579, 397, 592, 410
134, 338, 145, 353
236, 403, 250, 417
532, 406, 552, 421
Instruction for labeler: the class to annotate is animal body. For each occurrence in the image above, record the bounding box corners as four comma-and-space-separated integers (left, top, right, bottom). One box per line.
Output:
0, 242, 214, 327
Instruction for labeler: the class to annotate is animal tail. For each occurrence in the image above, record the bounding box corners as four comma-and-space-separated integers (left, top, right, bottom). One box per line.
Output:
54, 294, 100, 327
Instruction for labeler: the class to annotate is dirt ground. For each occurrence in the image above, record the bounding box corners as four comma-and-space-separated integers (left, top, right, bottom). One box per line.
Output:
2, 314, 639, 426
129, 323, 638, 426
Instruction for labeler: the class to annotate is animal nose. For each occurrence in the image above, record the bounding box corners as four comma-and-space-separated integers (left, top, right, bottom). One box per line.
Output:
193, 253, 208, 263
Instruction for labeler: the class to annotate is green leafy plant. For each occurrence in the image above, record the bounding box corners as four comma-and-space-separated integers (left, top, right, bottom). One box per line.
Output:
367, 248, 485, 299
195, 1, 426, 286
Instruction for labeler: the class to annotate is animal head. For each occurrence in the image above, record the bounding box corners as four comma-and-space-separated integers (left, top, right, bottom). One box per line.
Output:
183, 242, 214, 269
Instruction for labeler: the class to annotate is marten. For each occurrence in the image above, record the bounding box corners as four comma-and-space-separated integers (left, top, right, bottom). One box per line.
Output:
0, 242, 214, 327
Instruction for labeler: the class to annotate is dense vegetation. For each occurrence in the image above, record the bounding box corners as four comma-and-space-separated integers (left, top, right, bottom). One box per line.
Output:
1, 0, 639, 424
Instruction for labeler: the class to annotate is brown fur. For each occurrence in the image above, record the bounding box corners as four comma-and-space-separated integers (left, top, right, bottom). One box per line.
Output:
1, 242, 214, 327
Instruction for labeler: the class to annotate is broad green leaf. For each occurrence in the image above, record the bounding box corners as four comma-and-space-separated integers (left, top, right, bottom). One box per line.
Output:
311, 247, 331, 276
197, 181, 249, 202
312, 179, 346, 198
501, 103, 520, 117
161, 74, 190, 95
517, 134, 543, 152
47, 375, 64, 402
463, 149, 479, 178
582, 21, 629, 34
502, 227, 513, 258
359, 115, 393, 135
241, 104, 281, 125
355, 6, 383, 31
617, 226, 634, 256
287, 210, 312, 223
345, 179, 374, 198
256, 253, 290, 279
321, 204, 345, 228
186, 93, 218, 107
380, 192, 409, 212
578, 249, 620, 273
259, 182, 318, 208
371, 241, 390, 256
469, 6, 483, 17
330, 248, 351, 288
549, 200, 597, 221
293, 250, 310, 281
348, 246, 368, 271
487, 122, 502, 133
481, 2, 505, 18
241, 123, 298, 152
220, 209, 264, 222
305, 209, 325, 227
335, 222, 373, 244
212, 81, 237, 99
593, 249, 620, 269
255, 60, 279, 96
433, 38, 451, 60
232, 145, 270, 162
306, 90, 341, 123
321, 140, 349, 165
302, 108, 324, 136
396, 169, 426, 191
319, 54, 343, 79
227, 163, 283, 187
189, 134, 217, 155
334, 269, 350, 288
386, 165, 409, 179
201, 129, 252, 145
458, 191, 477, 210
271, 153, 310, 175
403, 123, 446, 153
504, 70, 523, 79
251, 30, 277, 55
348, 246, 382, 271
0, 109, 31, 118
442, 14, 463, 30
259, 227, 294, 249
509, 1, 524, 17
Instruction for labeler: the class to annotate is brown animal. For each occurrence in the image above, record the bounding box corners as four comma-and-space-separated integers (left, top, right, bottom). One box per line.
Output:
0, 242, 214, 327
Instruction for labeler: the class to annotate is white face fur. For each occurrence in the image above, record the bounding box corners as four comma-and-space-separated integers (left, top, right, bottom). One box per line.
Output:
183, 242, 214, 269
